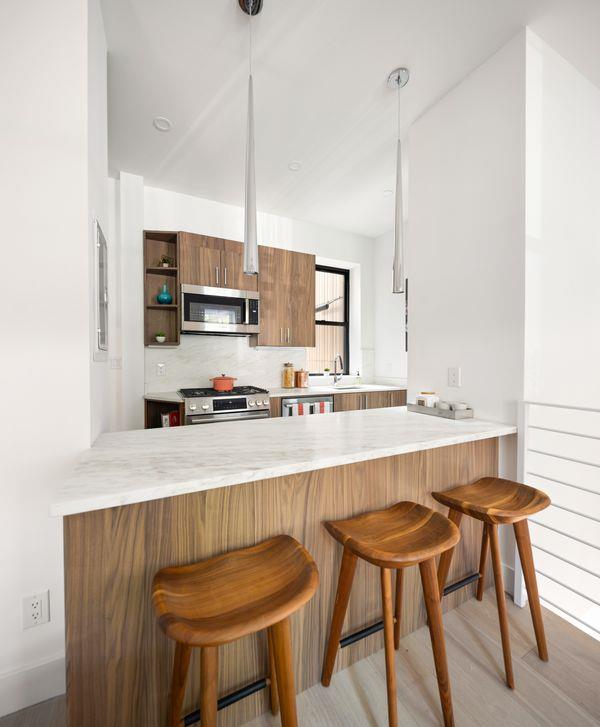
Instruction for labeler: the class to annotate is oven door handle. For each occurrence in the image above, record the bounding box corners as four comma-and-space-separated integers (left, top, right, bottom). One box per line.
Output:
187, 411, 270, 425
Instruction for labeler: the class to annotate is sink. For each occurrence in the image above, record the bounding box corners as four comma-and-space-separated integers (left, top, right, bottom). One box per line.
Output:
334, 384, 367, 390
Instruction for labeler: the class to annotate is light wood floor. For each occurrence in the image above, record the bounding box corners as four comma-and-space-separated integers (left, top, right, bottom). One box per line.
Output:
2, 590, 599, 726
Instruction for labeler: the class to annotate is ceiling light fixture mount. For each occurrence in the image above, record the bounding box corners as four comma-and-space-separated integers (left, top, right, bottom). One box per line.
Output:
238, 0, 263, 15
387, 67, 410, 91
152, 116, 172, 132
288, 161, 302, 172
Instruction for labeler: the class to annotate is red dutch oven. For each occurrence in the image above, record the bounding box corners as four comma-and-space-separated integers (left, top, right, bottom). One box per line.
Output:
210, 373, 237, 392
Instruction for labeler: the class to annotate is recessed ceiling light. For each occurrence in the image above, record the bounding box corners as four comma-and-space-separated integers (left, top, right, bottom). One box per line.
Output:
153, 116, 173, 132
383, 189, 394, 197
288, 161, 302, 172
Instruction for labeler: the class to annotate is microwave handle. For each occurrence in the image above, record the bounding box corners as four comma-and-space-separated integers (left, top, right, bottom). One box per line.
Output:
245, 298, 250, 325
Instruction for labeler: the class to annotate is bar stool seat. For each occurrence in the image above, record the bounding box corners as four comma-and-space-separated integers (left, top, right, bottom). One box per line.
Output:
322, 501, 460, 727
153, 534, 319, 727
432, 477, 550, 524
325, 501, 460, 567
433, 477, 550, 691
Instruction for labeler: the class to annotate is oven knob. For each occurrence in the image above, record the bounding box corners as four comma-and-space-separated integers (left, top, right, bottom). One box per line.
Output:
201, 404, 210, 411
262, 400, 269, 406
189, 404, 197, 411
248, 400, 256, 407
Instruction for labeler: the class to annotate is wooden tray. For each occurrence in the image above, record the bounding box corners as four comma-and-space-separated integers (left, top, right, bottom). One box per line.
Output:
407, 403, 474, 419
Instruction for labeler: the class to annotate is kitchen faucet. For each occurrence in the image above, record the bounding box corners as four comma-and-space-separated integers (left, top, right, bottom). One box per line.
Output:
333, 354, 344, 383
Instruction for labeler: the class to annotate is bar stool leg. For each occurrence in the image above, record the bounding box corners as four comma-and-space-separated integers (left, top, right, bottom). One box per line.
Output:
394, 568, 404, 649
514, 519, 549, 661
381, 568, 398, 727
476, 524, 490, 601
168, 643, 191, 727
321, 548, 358, 686
267, 629, 280, 715
436, 509, 463, 596
420, 558, 455, 727
269, 618, 298, 727
200, 646, 218, 727
488, 524, 515, 689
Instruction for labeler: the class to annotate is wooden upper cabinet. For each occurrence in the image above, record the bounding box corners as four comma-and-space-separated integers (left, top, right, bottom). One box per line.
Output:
221, 240, 258, 292
254, 246, 292, 346
290, 251, 316, 347
179, 233, 257, 291
253, 246, 315, 347
179, 233, 221, 286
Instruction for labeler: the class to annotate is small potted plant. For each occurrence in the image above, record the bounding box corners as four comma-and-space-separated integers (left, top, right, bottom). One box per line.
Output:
155, 332, 166, 344
158, 255, 173, 268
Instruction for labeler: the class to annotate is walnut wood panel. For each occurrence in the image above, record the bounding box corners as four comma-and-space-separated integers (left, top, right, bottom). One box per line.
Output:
179, 234, 221, 287
390, 389, 407, 407
64, 438, 498, 727
252, 246, 292, 346
290, 251, 316, 347
221, 240, 258, 292
269, 397, 282, 418
333, 392, 362, 412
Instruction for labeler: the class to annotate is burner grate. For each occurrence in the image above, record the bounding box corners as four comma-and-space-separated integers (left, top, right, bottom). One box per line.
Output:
179, 386, 268, 398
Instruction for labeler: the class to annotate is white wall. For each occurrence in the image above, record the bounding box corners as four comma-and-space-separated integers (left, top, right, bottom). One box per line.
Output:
407, 33, 527, 574
88, 0, 110, 442
373, 229, 407, 387
141, 186, 376, 400
0, 0, 91, 715
525, 31, 600, 408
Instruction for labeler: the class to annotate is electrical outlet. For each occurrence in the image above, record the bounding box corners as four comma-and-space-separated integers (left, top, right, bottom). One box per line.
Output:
448, 366, 462, 388
156, 363, 166, 377
23, 590, 50, 629
110, 357, 122, 370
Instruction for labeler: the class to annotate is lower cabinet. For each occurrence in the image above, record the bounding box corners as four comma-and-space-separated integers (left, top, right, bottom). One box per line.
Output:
333, 389, 406, 412
267, 389, 406, 417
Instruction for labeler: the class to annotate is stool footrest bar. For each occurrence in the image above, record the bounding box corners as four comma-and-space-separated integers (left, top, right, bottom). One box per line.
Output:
184, 678, 267, 725
443, 572, 480, 596
340, 620, 384, 648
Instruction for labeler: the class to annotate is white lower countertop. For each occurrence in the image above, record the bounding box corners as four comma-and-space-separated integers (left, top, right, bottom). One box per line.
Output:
51, 407, 516, 517
267, 384, 406, 398
144, 384, 406, 403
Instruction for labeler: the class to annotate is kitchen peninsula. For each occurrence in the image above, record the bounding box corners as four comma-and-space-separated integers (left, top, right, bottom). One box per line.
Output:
53, 408, 516, 727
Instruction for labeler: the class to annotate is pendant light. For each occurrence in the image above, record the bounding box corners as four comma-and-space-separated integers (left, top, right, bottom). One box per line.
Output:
387, 67, 409, 294
240, 0, 261, 275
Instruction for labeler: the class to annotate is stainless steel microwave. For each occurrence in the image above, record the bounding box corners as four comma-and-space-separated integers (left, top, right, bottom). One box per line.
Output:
181, 284, 260, 335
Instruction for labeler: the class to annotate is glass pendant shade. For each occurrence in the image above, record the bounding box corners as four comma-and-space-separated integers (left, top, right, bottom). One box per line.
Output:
243, 74, 259, 275
392, 138, 404, 293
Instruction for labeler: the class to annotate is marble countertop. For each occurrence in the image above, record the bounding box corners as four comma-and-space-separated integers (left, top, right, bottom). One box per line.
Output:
144, 391, 183, 403
267, 384, 406, 398
144, 384, 406, 402
52, 408, 516, 517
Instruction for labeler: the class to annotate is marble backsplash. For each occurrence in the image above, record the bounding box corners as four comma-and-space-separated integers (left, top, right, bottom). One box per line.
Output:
145, 335, 309, 392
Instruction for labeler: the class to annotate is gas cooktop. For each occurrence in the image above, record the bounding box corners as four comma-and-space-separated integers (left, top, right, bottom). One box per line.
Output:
179, 386, 269, 398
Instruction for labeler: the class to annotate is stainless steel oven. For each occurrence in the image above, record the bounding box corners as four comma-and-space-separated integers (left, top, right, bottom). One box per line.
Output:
181, 284, 260, 335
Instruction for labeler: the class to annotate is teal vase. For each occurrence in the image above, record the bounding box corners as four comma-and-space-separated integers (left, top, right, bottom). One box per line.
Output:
157, 283, 173, 305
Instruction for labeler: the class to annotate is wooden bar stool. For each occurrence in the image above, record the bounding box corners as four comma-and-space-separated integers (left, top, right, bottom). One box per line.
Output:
152, 535, 319, 727
322, 501, 460, 727
433, 476, 550, 689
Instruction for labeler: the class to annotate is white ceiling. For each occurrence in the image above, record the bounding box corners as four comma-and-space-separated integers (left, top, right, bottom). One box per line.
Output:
101, 0, 600, 238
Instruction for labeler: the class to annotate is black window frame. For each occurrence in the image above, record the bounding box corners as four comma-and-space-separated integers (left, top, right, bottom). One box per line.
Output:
311, 264, 350, 375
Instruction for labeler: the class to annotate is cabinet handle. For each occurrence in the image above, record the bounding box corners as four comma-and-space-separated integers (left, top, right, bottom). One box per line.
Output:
224, 267, 227, 287
215, 266, 220, 286
280, 328, 284, 343
365, 395, 369, 409
287, 327, 290, 343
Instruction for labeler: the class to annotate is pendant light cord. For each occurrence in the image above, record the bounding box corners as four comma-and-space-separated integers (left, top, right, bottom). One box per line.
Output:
248, 0, 253, 76
397, 84, 401, 141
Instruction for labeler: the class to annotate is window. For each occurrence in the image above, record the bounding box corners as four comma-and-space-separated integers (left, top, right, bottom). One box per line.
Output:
307, 265, 349, 374
94, 219, 108, 359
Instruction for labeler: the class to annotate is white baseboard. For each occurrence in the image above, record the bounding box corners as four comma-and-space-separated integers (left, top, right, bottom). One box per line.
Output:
503, 562, 516, 599
0, 655, 65, 718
